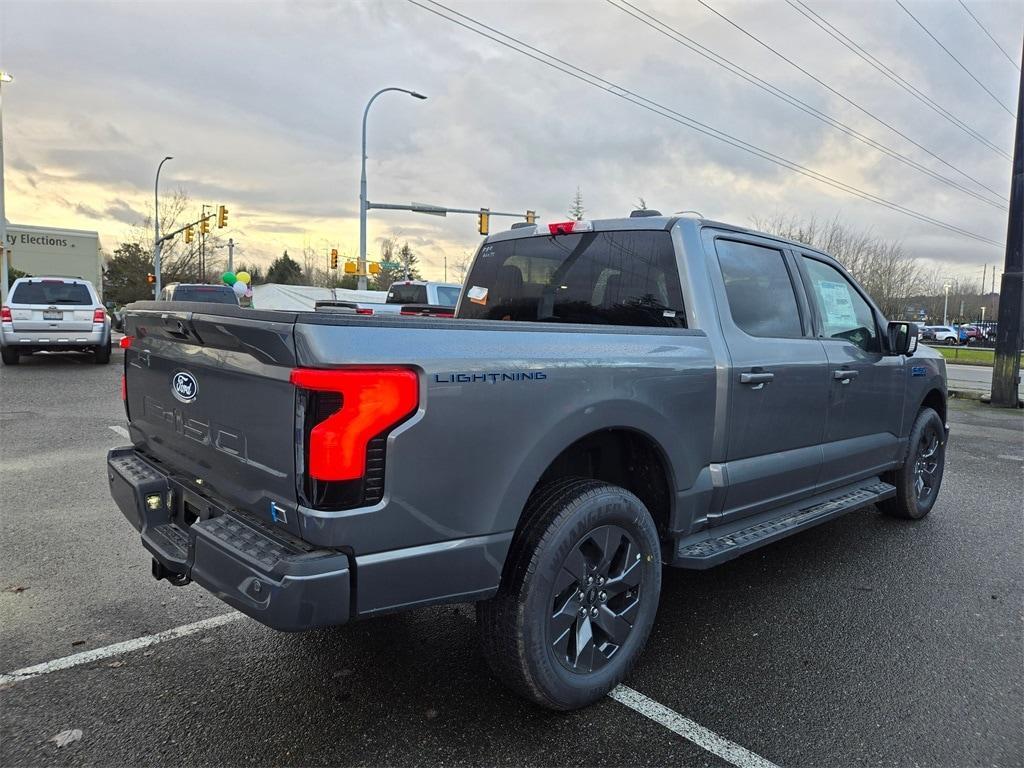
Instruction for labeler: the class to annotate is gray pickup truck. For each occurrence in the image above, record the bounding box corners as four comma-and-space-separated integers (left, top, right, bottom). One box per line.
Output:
108, 213, 947, 709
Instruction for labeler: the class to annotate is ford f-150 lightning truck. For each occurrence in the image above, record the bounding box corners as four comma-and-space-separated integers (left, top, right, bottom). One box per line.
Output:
108, 213, 947, 709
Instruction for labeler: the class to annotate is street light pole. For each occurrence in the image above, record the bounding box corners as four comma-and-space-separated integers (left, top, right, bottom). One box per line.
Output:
359, 87, 426, 291
942, 283, 951, 325
153, 156, 173, 296
0, 71, 13, 305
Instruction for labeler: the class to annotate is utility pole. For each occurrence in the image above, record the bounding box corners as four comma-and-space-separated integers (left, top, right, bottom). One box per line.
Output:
227, 238, 234, 273
991, 37, 1023, 408
943, 282, 951, 325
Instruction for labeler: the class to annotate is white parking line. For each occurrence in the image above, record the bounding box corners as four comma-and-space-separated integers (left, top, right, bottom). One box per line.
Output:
608, 685, 780, 768
996, 454, 1023, 462
108, 425, 130, 439
0, 612, 777, 767
0, 612, 243, 687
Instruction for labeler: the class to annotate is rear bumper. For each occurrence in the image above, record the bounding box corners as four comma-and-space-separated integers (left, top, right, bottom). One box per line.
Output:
1, 327, 108, 347
107, 448, 350, 631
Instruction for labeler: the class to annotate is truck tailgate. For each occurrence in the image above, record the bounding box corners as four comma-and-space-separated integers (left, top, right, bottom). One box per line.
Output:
123, 306, 301, 534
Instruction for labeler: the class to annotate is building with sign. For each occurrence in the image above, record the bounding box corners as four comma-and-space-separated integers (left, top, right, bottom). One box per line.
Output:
4, 223, 104, 299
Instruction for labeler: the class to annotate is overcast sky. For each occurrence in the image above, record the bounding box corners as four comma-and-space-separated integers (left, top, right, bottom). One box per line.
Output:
2, 0, 1021, 283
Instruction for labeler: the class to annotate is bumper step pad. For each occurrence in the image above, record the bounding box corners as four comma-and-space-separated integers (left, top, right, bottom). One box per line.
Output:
674, 480, 896, 568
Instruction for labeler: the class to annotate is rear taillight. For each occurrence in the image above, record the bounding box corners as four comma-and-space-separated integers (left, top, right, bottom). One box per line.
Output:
1, 306, 11, 323
119, 336, 133, 349
291, 368, 418, 483
355, 308, 374, 315
93, 309, 106, 323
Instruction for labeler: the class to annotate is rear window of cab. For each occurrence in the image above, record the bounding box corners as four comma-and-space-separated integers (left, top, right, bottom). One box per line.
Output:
460, 230, 686, 328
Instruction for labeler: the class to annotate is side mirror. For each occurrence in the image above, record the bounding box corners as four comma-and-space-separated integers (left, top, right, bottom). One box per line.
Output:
887, 321, 918, 356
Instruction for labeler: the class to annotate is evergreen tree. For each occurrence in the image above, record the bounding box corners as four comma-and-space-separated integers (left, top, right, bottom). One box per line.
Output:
569, 186, 585, 220
265, 251, 303, 285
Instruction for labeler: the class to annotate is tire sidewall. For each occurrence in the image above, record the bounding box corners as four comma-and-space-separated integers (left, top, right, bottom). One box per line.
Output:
901, 408, 946, 519
519, 487, 661, 709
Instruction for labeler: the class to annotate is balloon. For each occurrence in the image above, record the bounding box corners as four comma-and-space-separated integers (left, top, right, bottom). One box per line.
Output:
232, 281, 247, 298
235, 271, 251, 285
245, 287, 253, 298
221, 272, 237, 286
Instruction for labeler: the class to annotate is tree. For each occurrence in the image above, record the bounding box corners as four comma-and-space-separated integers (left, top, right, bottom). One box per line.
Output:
635, 196, 648, 211
265, 251, 303, 285
103, 242, 154, 305
451, 250, 474, 285
371, 237, 421, 291
751, 214, 925, 319
232, 263, 264, 285
569, 186, 585, 220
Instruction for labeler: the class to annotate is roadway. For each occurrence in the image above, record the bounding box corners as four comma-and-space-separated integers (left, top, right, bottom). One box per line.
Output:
1, 348, 1022, 766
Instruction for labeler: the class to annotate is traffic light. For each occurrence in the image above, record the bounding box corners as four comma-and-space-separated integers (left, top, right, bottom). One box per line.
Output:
525, 210, 536, 224
330, 249, 338, 269
369, 262, 380, 275
217, 205, 228, 228
146, 273, 156, 285
185, 225, 194, 244
478, 208, 490, 236
344, 261, 357, 274
200, 217, 210, 235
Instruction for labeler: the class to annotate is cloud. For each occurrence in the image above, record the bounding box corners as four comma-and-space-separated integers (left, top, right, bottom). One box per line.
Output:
2, 0, 1020, 282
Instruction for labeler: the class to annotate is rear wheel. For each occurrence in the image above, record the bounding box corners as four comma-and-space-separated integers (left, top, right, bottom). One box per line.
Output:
1, 346, 19, 365
477, 478, 661, 710
93, 339, 111, 364
880, 407, 945, 520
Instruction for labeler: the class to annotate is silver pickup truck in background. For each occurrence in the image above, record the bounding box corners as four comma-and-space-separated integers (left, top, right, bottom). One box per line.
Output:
108, 213, 947, 709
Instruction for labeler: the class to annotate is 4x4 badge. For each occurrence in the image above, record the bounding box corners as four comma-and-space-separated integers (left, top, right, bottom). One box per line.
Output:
171, 371, 198, 403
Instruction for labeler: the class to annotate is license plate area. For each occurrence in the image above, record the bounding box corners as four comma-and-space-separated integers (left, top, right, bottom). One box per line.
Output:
171, 483, 225, 528
43, 309, 63, 320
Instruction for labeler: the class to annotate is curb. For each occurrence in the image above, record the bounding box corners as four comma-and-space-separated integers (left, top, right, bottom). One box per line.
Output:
949, 388, 1024, 407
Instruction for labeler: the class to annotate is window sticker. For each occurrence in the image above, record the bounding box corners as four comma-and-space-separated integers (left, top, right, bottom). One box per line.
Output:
467, 285, 489, 305
818, 280, 857, 328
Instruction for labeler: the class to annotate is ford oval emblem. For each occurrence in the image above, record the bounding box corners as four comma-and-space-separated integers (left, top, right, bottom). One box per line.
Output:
172, 371, 198, 403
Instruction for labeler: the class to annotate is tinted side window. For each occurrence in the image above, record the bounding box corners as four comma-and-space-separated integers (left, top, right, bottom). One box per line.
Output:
801, 256, 879, 353
459, 230, 686, 328
715, 240, 801, 338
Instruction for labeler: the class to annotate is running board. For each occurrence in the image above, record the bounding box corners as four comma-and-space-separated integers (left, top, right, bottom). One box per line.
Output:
672, 479, 896, 569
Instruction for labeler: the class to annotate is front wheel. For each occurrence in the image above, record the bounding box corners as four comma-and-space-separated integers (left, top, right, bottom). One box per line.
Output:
880, 407, 946, 520
477, 478, 662, 710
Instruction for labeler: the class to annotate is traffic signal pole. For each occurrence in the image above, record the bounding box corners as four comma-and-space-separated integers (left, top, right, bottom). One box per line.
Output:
990, 39, 1023, 408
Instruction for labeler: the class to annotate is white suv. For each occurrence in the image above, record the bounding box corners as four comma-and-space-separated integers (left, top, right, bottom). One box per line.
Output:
1, 277, 112, 365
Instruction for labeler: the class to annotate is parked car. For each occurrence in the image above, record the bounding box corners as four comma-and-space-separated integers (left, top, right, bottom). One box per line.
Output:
158, 283, 240, 305
958, 325, 984, 345
109, 214, 947, 710
1, 276, 111, 365
924, 325, 959, 345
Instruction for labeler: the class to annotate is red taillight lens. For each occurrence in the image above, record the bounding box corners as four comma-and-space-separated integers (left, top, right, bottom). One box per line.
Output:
119, 336, 133, 349
548, 220, 594, 236
291, 368, 418, 481
355, 308, 374, 315
93, 309, 106, 323
1, 306, 11, 322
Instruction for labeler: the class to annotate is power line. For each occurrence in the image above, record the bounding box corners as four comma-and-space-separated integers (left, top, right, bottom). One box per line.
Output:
607, 0, 1005, 209
957, 0, 1021, 74
895, 0, 1015, 117
786, 0, 1010, 159
406, 0, 1004, 249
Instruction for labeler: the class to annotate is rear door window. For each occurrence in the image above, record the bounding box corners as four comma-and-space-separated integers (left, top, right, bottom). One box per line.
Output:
715, 240, 802, 338
459, 230, 686, 328
11, 281, 92, 305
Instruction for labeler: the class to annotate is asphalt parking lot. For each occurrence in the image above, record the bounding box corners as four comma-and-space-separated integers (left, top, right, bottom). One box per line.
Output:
1, 348, 1022, 767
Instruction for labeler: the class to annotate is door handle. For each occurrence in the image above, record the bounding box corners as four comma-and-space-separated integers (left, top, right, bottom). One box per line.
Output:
833, 369, 860, 383
740, 372, 775, 385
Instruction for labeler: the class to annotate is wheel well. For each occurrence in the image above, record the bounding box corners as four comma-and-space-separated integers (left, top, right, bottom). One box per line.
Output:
921, 388, 946, 424
532, 429, 672, 539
